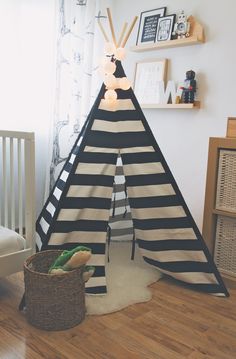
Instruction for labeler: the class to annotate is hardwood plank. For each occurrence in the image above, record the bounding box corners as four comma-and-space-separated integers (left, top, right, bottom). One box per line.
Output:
0, 273, 236, 359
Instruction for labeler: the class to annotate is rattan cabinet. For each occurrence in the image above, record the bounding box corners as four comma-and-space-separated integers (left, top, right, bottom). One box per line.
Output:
203, 137, 236, 286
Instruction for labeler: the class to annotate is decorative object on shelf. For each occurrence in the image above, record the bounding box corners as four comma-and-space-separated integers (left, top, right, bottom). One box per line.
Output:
159, 80, 182, 104
156, 14, 176, 42
172, 10, 190, 39
136, 7, 166, 45
133, 58, 167, 106
227, 117, 236, 138
180, 70, 196, 103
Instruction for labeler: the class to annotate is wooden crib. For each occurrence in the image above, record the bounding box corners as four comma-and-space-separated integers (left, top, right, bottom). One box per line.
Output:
0, 130, 36, 277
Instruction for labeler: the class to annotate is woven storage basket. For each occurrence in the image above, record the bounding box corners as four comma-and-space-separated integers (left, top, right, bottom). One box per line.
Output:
216, 149, 236, 212
214, 215, 236, 276
24, 250, 85, 331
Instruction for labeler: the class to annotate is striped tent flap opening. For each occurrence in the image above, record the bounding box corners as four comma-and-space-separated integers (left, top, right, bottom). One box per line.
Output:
36, 61, 229, 297
109, 156, 133, 242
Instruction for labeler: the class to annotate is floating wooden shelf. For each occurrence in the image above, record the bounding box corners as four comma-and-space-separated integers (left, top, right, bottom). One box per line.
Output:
141, 101, 200, 109
131, 36, 204, 52
131, 16, 205, 52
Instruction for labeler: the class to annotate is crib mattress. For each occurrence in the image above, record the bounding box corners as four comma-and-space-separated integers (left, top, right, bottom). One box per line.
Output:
0, 226, 25, 256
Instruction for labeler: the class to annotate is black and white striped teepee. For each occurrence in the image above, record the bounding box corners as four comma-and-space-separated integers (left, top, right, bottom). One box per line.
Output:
36, 61, 228, 297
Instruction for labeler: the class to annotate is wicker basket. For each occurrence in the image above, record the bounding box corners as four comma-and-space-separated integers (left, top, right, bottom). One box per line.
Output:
24, 250, 85, 331
216, 149, 236, 212
214, 215, 236, 276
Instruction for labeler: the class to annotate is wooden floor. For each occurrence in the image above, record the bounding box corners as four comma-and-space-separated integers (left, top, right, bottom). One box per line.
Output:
0, 273, 236, 359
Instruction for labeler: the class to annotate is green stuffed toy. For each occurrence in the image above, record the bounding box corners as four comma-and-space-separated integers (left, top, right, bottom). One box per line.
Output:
48, 246, 95, 282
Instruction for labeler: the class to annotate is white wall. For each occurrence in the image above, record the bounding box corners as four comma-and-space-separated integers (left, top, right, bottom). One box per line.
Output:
0, 0, 56, 216
113, 0, 236, 228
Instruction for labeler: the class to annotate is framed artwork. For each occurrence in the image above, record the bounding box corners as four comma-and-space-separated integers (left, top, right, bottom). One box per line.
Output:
136, 7, 166, 45
156, 15, 176, 42
133, 59, 168, 106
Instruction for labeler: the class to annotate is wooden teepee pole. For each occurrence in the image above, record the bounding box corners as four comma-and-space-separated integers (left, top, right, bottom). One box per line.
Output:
97, 17, 110, 42
106, 8, 117, 46
117, 22, 128, 48
122, 16, 138, 47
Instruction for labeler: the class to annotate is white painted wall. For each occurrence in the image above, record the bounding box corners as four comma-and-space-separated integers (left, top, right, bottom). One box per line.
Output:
113, 0, 236, 228
0, 0, 56, 216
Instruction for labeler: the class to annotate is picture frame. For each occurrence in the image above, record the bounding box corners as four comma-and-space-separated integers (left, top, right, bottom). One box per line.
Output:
133, 58, 168, 106
226, 117, 236, 138
136, 7, 166, 45
156, 14, 176, 42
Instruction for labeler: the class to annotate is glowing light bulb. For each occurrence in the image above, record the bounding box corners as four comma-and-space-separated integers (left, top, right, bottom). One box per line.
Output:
118, 77, 131, 90
103, 61, 116, 74
114, 47, 126, 61
104, 42, 116, 56
104, 89, 117, 100
103, 99, 117, 111
104, 74, 117, 89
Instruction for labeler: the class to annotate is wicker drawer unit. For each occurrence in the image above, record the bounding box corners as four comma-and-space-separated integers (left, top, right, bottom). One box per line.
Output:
216, 149, 236, 212
203, 137, 236, 286
214, 215, 236, 277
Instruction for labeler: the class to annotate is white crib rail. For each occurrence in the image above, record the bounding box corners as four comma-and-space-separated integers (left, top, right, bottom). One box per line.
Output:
0, 130, 35, 263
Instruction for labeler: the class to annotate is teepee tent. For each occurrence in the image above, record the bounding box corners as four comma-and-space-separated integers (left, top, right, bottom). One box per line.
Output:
36, 11, 228, 297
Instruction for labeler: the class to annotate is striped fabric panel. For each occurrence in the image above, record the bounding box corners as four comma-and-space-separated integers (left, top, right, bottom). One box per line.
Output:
135, 228, 197, 241
92, 119, 145, 133
49, 231, 107, 245
99, 99, 135, 111
66, 185, 113, 198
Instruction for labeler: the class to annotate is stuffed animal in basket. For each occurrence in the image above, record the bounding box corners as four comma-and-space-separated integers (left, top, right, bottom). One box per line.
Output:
48, 246, 95, 282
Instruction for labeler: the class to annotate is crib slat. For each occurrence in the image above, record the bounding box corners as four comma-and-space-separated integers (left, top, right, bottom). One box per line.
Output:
2, 137, 8, 227
18, 139, 23, 237
10, 138, 15, 230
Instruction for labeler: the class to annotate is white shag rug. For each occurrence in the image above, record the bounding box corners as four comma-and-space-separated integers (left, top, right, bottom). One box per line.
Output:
85, 242, 162, 315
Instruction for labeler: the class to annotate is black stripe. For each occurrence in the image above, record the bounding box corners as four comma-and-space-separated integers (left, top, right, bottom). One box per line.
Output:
133, 217, 190, 230
137, 239, 203, 251
86, 131, 150, 148
121, 152, 162, 164
95, 109, 141, 121
70, 174, 114, 187
64, 162, 73, 172
129, 196, 179, 208
36, 223, 47, 241
125, 173, 169, 186
52, 220, 108, 232
41, 242, 105, 254
56, 178, 66, 191
62, 197, 111, 209
111, 227, 134, 236
44, 209, 54, 223
50, 195, 59, 208
109, 213, 132, 223
78, 152, 117, 164
86, 286, 107, 294
143, 257, 214, 273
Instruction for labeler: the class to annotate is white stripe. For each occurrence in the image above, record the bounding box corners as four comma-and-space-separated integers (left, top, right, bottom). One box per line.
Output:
135, 228, 197, 241
87, 254, 105, 266
76, 163, 116, 176
132, 206, 186, 219
67, 185, 113, 198
109, 220, 133, 230
92, 120, 145, 133
111, 234, 133, 241
99, 99, 135, 111
46, 202, 56, 217
84, 146, 119, 154
85, 276, 106, 288
53, 187, 62, 200
60, 170, 69, 182
39, 217, 49, 234
120, 146, 155, 154
128, 184, 175, 198
57, 208, 109, 221
141, 248, 207, 263
49, 231, 106, 245
156, 269, 218, 285
123, 162, 165, 176
69, 153, 76, 164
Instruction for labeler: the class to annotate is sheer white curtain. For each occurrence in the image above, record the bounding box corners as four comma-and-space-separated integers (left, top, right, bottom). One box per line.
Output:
46, 0, 112, 196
